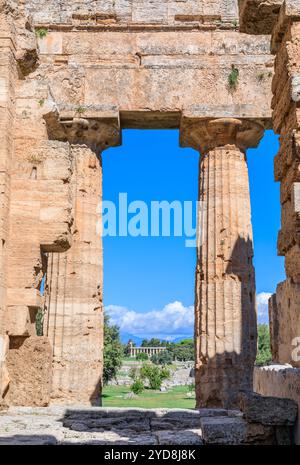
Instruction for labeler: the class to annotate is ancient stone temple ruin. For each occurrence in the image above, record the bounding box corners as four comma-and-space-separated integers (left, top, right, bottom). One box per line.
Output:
0, 0, 300, 445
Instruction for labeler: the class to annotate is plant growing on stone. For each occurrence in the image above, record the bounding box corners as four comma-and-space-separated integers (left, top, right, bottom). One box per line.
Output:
38, 99, 45, 107
130, 378, 144, 395
228, 65, 239, 91
36, 28, 48, 39
76, 105, 86, 114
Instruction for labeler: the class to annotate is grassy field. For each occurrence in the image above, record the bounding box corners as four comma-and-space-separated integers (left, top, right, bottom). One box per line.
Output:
102, 385, 196, 409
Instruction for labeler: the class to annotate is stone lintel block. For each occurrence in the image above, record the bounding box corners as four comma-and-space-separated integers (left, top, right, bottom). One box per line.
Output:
7, 288, 43, 309
239, 391, 298, 425
7, 306, 37, 337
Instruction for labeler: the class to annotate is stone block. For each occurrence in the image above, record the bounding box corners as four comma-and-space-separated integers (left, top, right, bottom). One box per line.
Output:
6, 289, 43, 309
254, 365, 300, 444
200, 416, 247, 444
154, 429, 203, 445
5, 336, 52, 407
7, 306, 37, 337
239, 391, 298, 425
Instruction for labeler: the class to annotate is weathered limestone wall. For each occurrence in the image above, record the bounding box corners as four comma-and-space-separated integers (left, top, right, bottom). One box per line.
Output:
0, 1, 39, 401
254, 365, 300, 444
0, 4, 15, 402
240, 1, 300, 366
44, 146, 104, 405
239, 0, 300, 445
271, 4, 300, 367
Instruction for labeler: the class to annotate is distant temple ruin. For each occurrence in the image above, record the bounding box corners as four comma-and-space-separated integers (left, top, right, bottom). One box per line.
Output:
128, 341, 166, 358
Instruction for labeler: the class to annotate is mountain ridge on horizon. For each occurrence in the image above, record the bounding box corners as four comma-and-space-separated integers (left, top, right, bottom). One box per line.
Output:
120, 332, 193, 345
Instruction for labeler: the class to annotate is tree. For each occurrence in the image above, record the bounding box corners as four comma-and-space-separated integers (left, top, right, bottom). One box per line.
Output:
256, 324, 272, 365
169, 339, 194, 361
136, 352, 148, 361
140, 363, 171, 390
103, 313, 124, 385
151, 351, 173, 365
141, 338, 165, 347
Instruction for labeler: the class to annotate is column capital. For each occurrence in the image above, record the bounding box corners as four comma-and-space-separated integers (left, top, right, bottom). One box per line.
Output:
43, 107, 121, 154
180, 117, 264, 155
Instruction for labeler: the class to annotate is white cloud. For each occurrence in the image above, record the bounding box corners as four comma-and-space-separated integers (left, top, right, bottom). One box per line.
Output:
106, 293, 272, 340
105, 301, 194, 340
257, 292, 272, 323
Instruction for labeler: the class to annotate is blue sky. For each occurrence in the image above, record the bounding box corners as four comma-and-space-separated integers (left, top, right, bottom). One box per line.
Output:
103, 129, 285, 340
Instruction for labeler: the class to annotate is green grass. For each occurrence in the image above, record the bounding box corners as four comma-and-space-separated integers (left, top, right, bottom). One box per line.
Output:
102, 385, 196, 409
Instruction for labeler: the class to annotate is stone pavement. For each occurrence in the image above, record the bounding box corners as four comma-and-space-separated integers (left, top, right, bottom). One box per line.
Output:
0, 406, 295, 445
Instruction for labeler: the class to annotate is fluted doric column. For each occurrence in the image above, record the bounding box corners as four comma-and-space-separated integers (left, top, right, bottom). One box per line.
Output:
181, 118, 264, 407
43, 114, 120, 404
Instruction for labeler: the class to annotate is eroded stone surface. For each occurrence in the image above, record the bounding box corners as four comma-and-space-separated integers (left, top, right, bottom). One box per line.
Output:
239, 391, 298, 425
254, 365, 300, 445
5, 337, 52, 406
0, 406, 295, 445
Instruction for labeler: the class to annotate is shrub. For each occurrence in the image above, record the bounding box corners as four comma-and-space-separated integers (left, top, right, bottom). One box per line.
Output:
160, 367, 171, 381
136, 352, 148, 361
76, 106, 86, 114
140, 363, 171, 390
228, 66, 239, 90
131, 378, 144, 395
